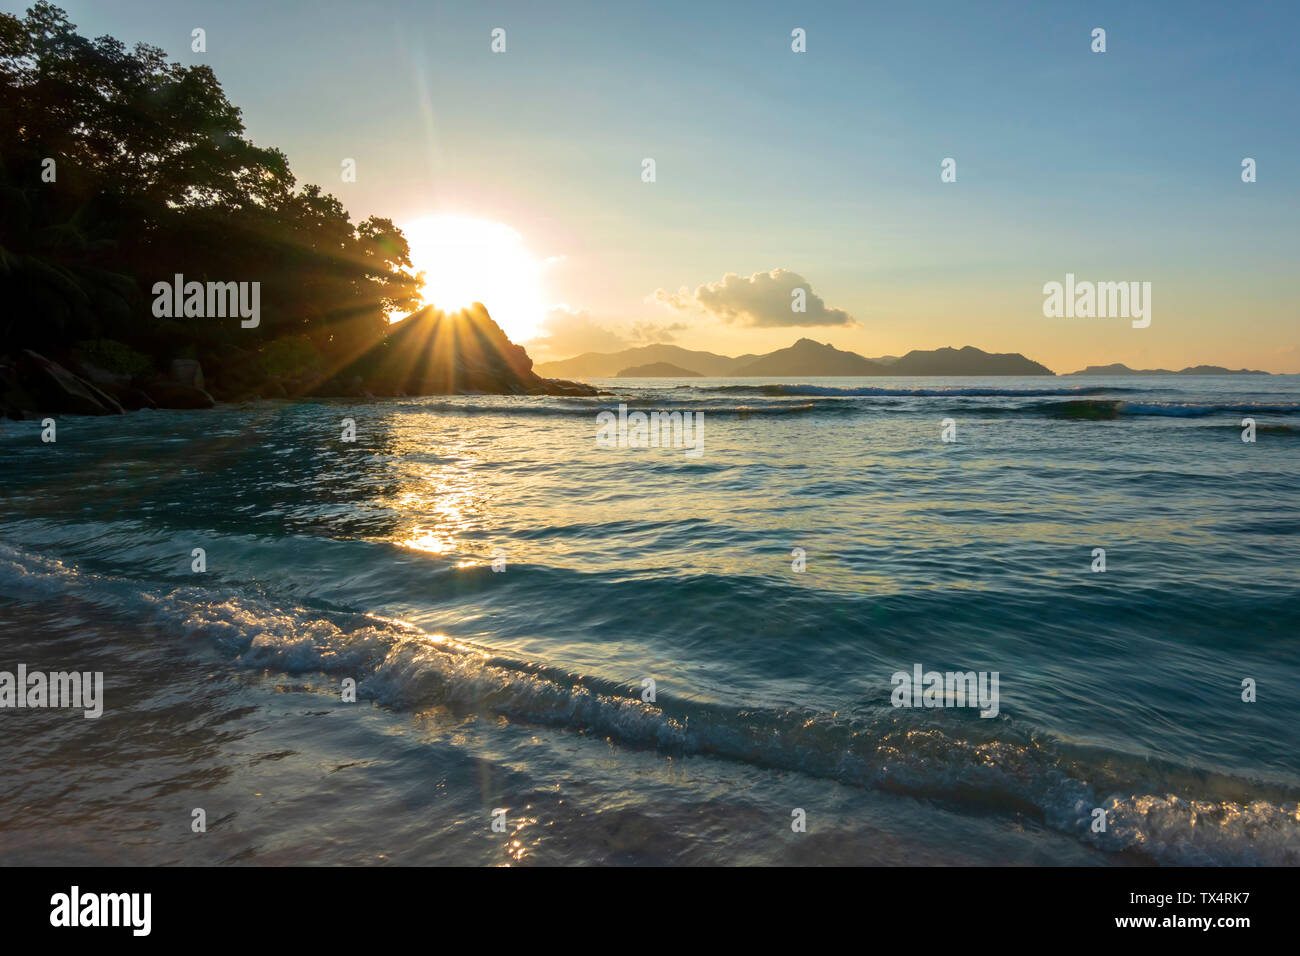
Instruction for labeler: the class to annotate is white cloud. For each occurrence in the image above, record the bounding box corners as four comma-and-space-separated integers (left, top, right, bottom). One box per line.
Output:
651, 268, 856, 328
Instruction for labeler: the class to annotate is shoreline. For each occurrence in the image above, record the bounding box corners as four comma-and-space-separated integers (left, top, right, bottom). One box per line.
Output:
0, 346, 606, 422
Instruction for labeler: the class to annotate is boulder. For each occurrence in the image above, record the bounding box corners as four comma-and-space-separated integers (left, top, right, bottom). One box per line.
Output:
120, 388, 157, 411
543, 378, 606, 396
170, 359, 205, 389
17, 350, 124, 415
142, 378, 216, 409
77, 359, 133, 392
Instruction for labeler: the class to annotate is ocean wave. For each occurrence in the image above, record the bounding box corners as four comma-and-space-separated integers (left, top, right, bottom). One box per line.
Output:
1119, 401, 1300, 417
690, 384, 1155, 397
384, 394, 1300, 423
1208, 422, 1300, 434
2, 541, 1296, 865
132, 593, 1300, 866
393, 398, 843, 417
1024, 400, 1300, 420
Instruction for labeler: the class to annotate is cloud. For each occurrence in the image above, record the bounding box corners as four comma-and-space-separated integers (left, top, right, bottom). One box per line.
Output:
524, 307, 686, 360
526, 306, 625, 359
628, 319, 686, 344
651, 268, 856, 328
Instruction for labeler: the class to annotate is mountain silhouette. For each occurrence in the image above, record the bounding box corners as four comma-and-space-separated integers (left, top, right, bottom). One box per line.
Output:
616, 361, 702, 377
730, 338, 887, 376
535, 344, 757, 378
889, 346, 1052, 376
537, 340, 1054, 378
1065, 363, 1269, 376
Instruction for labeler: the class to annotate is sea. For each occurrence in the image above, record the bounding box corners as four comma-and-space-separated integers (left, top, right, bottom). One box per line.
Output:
2, 374, 1298, 865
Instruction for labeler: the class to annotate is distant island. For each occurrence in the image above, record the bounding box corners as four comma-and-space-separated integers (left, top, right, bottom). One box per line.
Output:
730, 338, 884, 376
886, 346, 1053, 377
540, 345, 758, 378
538, 339, 1053, 378
616, 362, 702, 377
541, 342, 1282, 380
1066, 363, 1270, 376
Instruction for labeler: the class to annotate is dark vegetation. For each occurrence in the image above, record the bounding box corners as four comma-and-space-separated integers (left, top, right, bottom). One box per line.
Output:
0, 3, 595, 417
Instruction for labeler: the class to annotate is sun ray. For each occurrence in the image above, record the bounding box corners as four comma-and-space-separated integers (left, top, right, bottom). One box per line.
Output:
401, 215, 547, 343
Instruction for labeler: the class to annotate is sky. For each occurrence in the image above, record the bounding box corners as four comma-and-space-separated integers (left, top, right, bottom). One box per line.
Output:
14, 0, 1300, 372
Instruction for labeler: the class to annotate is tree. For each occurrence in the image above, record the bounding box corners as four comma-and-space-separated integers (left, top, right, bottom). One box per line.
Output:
0, 2, 421, 395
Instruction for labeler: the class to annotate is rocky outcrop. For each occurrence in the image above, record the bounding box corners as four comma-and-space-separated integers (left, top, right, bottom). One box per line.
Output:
140, 378, 216, 409
2, 306, 598, 418
0, 349, 220, 416
140, 358, 216, 408
7, 350, 125, 416
330, 303, 603, 397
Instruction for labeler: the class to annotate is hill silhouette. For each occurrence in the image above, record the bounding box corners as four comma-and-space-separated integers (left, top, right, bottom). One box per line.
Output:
731, 338, 887, 376
536, 344, 757, 379
538, 340, 1055, 378
1065, 363, 1269, 376
616, 361, 702, 377
889, 346, 1052, 376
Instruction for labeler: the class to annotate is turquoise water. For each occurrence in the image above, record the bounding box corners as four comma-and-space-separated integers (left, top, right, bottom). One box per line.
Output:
2, 375, 1298, 865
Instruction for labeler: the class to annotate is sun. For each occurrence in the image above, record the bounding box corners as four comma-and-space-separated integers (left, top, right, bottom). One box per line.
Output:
401, 215, 547, 342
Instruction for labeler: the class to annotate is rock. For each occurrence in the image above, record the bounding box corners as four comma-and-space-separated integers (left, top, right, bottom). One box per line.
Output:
0, 359, 40, 419
170, 359, 205, 389
142, 379, 216, 409
335, 303, 603, 398
207, 346, 262, 400
17, 350, 124, 415
120, 388, 157, 411
542, 378, 605, 396
64, 356, 149, 411
80, 377, 127, 413
77, 359, 133, 391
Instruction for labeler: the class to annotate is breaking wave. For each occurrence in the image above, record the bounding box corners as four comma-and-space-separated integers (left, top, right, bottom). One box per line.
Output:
3, 541, 1297, 866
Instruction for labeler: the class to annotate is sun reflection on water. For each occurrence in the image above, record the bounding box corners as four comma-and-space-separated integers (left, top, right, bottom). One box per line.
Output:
378, 437, 491, 561
401, 527, 457, 554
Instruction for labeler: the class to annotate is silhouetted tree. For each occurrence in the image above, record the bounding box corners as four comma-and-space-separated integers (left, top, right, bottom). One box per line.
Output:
0, 2, 421, 395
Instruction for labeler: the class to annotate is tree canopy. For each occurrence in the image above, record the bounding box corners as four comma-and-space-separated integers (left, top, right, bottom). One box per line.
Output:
0, 2, 421, 391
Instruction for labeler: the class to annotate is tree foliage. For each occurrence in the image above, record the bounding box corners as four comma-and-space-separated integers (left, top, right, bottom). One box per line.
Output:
0, 2, 421, 388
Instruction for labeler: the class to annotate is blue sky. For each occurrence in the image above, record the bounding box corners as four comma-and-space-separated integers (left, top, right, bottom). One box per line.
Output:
14, 0, 1299, 370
